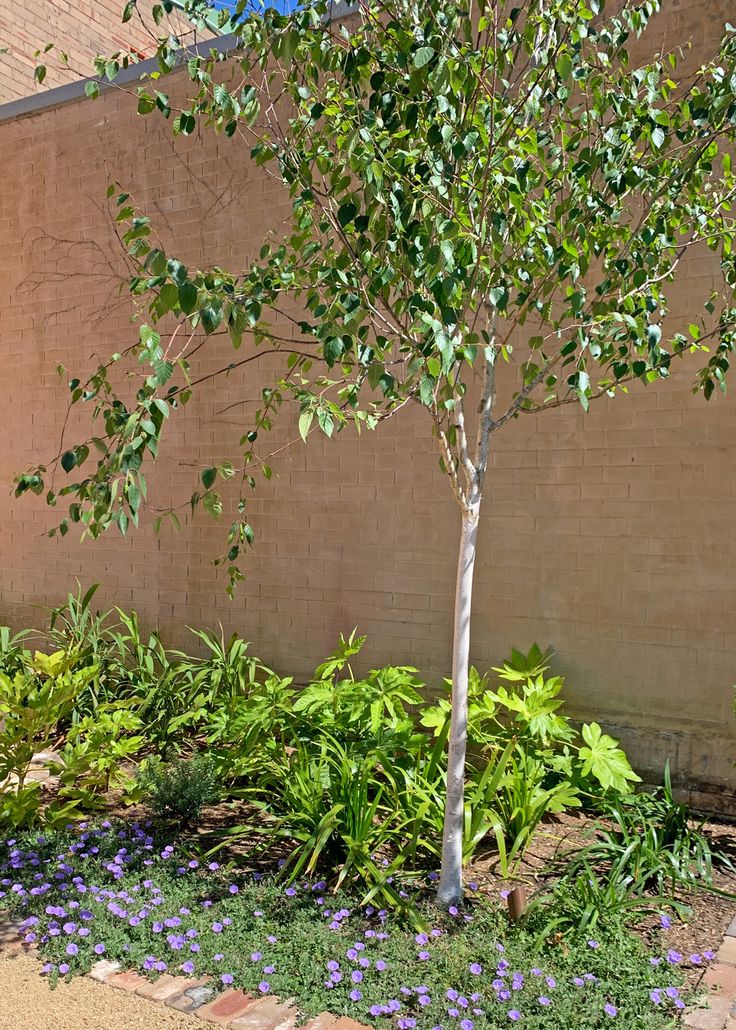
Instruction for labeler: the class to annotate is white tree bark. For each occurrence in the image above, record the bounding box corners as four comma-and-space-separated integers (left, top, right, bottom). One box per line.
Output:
436, 500, 481, 906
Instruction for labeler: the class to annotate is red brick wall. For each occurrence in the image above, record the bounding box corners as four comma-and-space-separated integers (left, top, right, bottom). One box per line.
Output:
0, 0, 200, 101
0, 0, 734, 807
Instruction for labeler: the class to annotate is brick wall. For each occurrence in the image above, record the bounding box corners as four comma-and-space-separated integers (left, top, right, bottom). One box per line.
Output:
0, 0, 200, 101
0, 0, 734, 808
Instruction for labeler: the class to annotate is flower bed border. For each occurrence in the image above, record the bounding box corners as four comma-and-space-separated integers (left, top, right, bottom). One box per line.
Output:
0, 913, 369, 1030
2, 911, 736, 1029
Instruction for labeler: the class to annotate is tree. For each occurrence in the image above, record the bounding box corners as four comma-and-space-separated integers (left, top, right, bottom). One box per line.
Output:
22, 0, 736, 904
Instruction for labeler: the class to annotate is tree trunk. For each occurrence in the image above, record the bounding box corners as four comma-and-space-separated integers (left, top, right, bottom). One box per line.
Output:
436, 501, 481, 906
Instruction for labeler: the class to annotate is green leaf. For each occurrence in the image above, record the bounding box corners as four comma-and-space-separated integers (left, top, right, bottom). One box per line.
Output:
167, 259, 187, 285
413, 46, 434, 68
60, 451, 76, 473
298, 409, 314, 442
578, 722, 641, 793
178, 282, 198, 314
137, 94, 156, 115
203, 490, 223, 520
419, 374, 435, 406
201, 466, 217, 489
201, 303, 223, 334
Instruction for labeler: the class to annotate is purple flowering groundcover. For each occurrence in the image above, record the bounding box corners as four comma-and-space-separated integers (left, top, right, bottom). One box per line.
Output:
0, 820, 710, 1029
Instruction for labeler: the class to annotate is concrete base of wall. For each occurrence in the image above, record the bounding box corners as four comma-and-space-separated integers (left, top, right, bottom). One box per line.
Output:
606, 720, 735, 817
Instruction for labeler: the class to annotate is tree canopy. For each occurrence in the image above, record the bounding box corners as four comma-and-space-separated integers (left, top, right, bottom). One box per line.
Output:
20, 0, 736, 591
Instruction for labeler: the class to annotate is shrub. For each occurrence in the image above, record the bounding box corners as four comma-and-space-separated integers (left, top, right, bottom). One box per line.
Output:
136, 753, 220, 824
0, 653, 98, 827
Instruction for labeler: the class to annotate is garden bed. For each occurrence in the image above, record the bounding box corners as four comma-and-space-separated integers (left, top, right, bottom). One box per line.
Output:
1, 811, 735, 1029
2, 603, 736, 1028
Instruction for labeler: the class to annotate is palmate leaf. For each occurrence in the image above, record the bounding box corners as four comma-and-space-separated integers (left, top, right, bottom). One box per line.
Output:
578, 722, 641, 793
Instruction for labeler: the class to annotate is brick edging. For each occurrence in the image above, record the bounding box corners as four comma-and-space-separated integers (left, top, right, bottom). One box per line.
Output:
683, 920, 736, 1029
0, 917, 367, 1030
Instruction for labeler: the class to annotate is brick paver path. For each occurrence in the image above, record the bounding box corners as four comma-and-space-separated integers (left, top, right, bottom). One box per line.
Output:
684, 918, 736, 1029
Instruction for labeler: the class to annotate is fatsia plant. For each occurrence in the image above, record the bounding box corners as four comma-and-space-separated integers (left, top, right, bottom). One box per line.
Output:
23, 1, 736, 902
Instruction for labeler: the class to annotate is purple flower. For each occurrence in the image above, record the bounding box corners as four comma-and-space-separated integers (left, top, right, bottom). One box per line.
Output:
460, 1021, 474, 1030
349, 989, 362, 1002
666, 950, 682, 965
469, 963, 482, 975
376, 960, 387, 971
660, 915, 671, 929
690, 954, 702, 965
251, 952, 262, 962
212, 922, 223, 933
665, 987, 679, 999
65, 943, 78, 956
327, 961, 340, 972
351, 971, 363, 984
221, 974, 234, 985
59, 964, 70, 975
418, 951, 430, 961
604, 1003, 618, 1017
259, 982, 270, 994
704, 950, 716, 961
508, 1012, 521, 1023
181, 961, 195, 975
93, 943, 106, 955
538, 997, 551, 1006
228, 884, 239, 894
415, 933, 429, 945
650, 989, 662, 1005
587, 940, 599, 949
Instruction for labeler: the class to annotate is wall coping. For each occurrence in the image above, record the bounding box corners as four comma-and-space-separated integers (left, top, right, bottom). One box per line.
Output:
0, 2, 358, 126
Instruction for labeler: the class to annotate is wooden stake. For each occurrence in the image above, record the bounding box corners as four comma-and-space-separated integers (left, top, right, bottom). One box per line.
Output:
507, 885, 528, 923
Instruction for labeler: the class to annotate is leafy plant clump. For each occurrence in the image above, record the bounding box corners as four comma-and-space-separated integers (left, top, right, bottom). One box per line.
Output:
0, 594, 644, 904
0, 822, 698, 1030
136, 753, 220, 824
562, 765, 734, 896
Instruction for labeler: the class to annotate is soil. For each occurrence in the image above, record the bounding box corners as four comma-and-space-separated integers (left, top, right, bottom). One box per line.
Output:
0, 948, 197, 1030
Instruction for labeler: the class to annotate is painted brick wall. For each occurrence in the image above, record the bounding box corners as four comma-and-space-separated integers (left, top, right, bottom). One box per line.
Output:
0, 0, 200, 101
0, 0, 734, 808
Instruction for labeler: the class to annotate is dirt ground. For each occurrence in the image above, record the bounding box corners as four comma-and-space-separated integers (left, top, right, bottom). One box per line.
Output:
0, 948, 197, 1030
